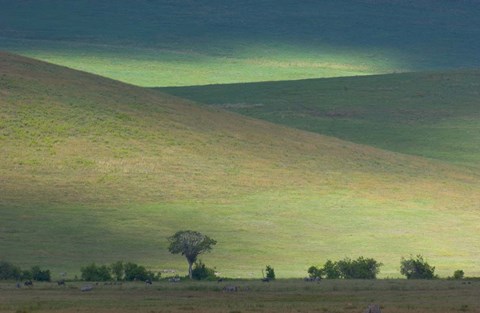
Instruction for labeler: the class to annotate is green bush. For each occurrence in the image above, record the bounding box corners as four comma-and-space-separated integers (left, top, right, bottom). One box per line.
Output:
322, 260, 341, 279
310, 257, 382, 279
307, 265, 323, 279
80, 263, 112, 281
0, 261, 52, 281
124, 262, 159, 281
0, 260, 21, 280
31, 266, 51, 282
453, 270, 464, 280
336, 257, 382, 279
265, 265, 275, 280
191, 260, 216, 281
110, 261, 124, 281
400, 255, 436, 279
80, 261, 159, 282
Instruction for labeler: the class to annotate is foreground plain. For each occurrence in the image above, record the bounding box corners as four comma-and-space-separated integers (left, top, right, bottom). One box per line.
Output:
1, 280, 479, 313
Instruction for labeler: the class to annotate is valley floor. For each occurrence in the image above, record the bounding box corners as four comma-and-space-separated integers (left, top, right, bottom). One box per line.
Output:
1, 279, 479, 313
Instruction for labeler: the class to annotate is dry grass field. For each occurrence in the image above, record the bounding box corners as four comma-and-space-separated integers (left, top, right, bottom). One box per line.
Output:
0, 280, 479, 313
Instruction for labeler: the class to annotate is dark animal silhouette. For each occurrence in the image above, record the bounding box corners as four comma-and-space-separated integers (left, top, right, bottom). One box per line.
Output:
81, 285, 93, 292
364, 304, 381, 313
168, 277, 181, 283
223, 285, 238, 292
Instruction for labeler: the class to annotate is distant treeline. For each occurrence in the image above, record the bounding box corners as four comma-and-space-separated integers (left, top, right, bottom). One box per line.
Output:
0, 261, 51, 281
0, 256, 470, 281
80, 261, 161, 282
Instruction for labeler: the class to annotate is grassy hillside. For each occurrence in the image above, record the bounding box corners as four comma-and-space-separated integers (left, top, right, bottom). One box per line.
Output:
1, 52, 479, 278
1, 1, 480, 86
161, 70, 480, 169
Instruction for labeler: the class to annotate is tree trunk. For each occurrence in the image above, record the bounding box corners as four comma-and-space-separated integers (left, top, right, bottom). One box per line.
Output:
188, 261, 193, 279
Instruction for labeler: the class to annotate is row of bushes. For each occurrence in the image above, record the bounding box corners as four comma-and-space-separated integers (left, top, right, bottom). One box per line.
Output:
307, 255, 455, 280
308, 257, 382, 279
81, 261, 161, 281
0, 256, 467, 281
0, 261, 51, 281
0, 260, 160, 282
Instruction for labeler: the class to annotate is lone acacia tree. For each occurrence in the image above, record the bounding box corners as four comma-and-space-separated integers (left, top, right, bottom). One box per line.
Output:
167, 230, 217, 279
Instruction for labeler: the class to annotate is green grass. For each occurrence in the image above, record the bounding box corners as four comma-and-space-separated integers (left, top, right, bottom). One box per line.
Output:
0, 38, 390, 87
1, 1, 480, 86
1, 52, 479, 279
0, 280, 479, 313
161, 70, 480, 169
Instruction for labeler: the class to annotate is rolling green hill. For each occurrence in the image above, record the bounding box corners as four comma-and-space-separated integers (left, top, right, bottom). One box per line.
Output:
1, 1, 480, 86
1, 52, 479, 278
161, 70, 480, 169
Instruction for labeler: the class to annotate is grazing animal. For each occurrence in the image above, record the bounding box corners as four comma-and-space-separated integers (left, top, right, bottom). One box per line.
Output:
81, 285, 93, 292
145, 279, 152, 285
57, 280, 65, 286
223, 285, 238, 292
364, 304, 381, 313
304, 277, 320, 282
168, 277, 181, 283
24, 280, 33, 287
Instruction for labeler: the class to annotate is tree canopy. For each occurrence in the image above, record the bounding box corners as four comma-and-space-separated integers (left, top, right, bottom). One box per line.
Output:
400, 255, 436, 279
167, 230, 217, 279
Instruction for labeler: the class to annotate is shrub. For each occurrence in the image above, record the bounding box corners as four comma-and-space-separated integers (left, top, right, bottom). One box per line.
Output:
336, 257, 382, 279
191, 260, 216, 281
322, 260, 341, 279
110, 261, 124, 281
0, 260, 21, 280
265, 265, 275, 280
307, 265, 323, 279
80, 263, 112, 281
453, 270, 464, 280
400, 255, 436, 279
31, 266, 51, 282
124, 262, 160, 281
311, 257, 382, 279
